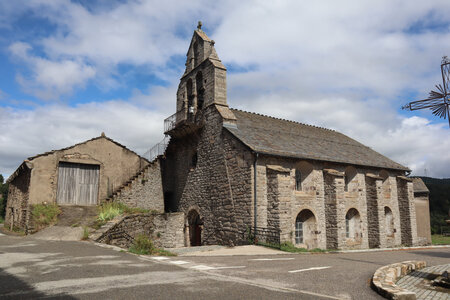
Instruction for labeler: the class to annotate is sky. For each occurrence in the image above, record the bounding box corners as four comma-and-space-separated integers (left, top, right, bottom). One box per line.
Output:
0, 0, 450, 179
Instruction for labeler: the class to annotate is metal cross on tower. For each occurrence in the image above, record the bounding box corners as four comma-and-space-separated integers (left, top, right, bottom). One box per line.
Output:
402, 56, 450, 127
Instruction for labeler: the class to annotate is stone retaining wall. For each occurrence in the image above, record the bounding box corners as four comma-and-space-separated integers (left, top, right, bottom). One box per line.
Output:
372, 260, 426, 300
96, 212, 184, 249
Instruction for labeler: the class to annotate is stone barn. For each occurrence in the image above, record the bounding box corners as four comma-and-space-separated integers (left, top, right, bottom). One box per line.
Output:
5, 134, 164, 231
159, 25, 431, 249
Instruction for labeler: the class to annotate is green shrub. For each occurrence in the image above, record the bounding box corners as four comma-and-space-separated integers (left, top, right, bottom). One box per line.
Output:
129, 234, 154, 255
0, 216, 4, 224
31, 203, 61, 229
128, 234, 177, 256
81, 226, 89, 240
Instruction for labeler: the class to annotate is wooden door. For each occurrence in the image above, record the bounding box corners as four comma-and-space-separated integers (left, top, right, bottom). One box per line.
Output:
57, 162, 99, 205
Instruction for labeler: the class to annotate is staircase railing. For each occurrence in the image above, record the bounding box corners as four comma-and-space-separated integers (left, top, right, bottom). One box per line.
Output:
143, 136, 170, 162
164, 110, 187, 133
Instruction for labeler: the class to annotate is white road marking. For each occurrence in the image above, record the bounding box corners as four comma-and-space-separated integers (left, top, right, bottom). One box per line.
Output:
250, 258, 295, 261
169, 260, 190, 265
288, 266, 331, 273
213, 266, 246, 270
150, 257, 169, 261
190, 265, 216, 270
0, 233, 4, 236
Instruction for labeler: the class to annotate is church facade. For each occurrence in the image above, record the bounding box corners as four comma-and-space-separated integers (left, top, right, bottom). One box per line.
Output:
160, 26, 426, 249
5, 25, 430, 250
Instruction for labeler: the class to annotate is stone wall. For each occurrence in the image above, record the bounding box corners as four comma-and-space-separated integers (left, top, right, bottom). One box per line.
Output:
163, 106, 253, 246
109, 159, 164, 212
324, 171, 339, 249
397, 178, 418, 246
366, 176, 381, 248
5, 164, 31, 231
97, 212, 184, 248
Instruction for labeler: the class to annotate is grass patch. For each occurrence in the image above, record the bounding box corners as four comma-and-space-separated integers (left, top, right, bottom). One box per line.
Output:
0, 216, 4, 224
31, 203, 61, 230
81, 226, 89, 240
257, 241, 329, 253
431, 234, 450, 245
128, 234, 176, 256
97, 202, 152, 223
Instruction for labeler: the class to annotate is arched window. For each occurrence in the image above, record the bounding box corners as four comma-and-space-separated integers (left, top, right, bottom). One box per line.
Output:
193, 42, 198, 66
196, 72, 204, 109
191, 152, 198, 169
384, 206, 394, 237
345, 208, 361, 239
186, 79, 194, 111
295, 209, 316, 247
294, 161, 313, 192
295, 170, 302, 191
344, 166, 357, 192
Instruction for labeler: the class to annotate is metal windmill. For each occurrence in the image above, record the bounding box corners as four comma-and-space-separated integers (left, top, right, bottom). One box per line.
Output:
402, 56, 450, 127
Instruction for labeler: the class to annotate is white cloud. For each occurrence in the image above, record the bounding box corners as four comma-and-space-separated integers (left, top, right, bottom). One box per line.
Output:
2, 0, 450, 178
0, 101, 167, 178
9, 42, 96, 100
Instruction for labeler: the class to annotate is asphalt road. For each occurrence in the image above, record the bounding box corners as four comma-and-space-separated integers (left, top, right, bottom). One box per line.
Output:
0, 233, 449, 299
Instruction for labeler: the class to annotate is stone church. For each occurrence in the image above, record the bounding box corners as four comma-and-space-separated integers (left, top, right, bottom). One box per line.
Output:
159, 25, 430, 249
5, 25, 431, 250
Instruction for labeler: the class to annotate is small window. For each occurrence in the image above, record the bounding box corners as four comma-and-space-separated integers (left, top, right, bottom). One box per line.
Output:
191, 153, 198, 169
295, 169, 302, 191
295, 220, 303, 244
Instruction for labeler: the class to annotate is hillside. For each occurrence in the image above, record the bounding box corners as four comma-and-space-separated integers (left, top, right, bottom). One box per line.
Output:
419, 177, 450, 234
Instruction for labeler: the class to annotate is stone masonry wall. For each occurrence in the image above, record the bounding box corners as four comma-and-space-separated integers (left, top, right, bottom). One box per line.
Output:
164, 106, 253, 246
397, 179, 413, 246
5, 165, 31, 231
97, 212, 184, 248
366, 176, 380, 248
110, 160, 164, 212
324, 172, 339, 249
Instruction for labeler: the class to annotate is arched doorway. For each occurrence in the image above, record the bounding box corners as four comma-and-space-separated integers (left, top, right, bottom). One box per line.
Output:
345, 208, 361, 241
295, 209, 318, 249
187, 209, 202, 246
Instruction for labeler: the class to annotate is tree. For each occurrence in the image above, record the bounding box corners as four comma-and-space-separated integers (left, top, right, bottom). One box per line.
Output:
0, 174, 7, 219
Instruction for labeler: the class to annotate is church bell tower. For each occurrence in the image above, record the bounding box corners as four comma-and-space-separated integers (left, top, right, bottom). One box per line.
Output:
164, 22, 229, 136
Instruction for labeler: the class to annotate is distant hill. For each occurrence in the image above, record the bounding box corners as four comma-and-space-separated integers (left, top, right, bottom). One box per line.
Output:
418, 176, 450, 234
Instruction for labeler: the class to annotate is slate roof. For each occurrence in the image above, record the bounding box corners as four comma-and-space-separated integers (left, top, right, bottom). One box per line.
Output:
225, 109, 409, 171
412, 178, 429, 193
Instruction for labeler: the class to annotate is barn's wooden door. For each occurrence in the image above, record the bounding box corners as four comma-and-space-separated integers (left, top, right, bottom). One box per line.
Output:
57, 162, 99, 205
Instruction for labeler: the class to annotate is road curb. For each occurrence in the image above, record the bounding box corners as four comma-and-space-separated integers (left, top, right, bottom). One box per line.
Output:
371, 260, 426, 300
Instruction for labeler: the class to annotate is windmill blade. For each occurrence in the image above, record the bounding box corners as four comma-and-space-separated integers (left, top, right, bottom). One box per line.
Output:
441, 60, 450, 95
429, 89, 444, 98
435, 84, 445, 94
406, 96, 445, 110
431, 103, 448, 118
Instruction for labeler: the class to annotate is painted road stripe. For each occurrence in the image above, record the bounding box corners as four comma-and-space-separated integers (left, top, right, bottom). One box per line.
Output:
288, 266, 331, 273
190, 265, 216, 270
213, 266, 246, 270
250, 258, 295, 261
169, 260, 190, 265
150, 257, 169, 261
0, 233, 4, 236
